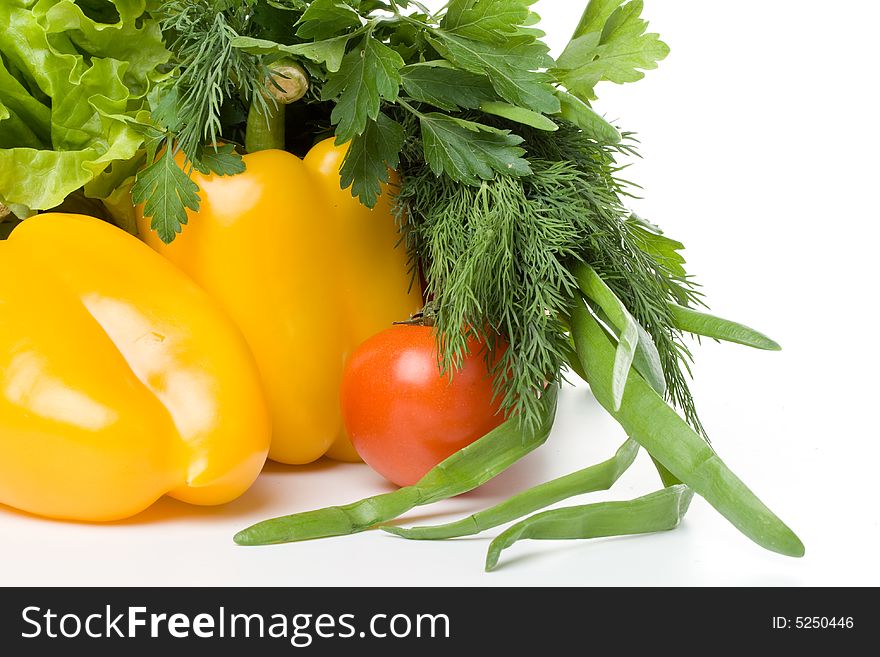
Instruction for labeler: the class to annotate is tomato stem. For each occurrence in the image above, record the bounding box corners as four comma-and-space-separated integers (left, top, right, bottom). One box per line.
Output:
392, 303, 438, 328
393, 314, 435, 328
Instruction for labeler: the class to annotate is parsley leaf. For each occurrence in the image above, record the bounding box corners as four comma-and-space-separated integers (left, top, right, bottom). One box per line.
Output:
296, 0, 362, 40
264, 0, 307, 7
151, 87, 184, 133
571, 0, 629, 36
555, 90, 621, 143
418, 114, 532, 185
192, 143, 246, 176
131, 147, 199, 245
250, 1, 307, 43
427, 31, 559, 115
323, 36, 405, 143
480, 101, 558, 132
554, 0, 669, 101
441, 0, 534, 43
232, 34, 357, 73
340, 111, 406, 207
400, 63, 496, 112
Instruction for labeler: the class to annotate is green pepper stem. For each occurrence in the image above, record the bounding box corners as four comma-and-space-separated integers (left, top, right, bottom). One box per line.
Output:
245, 101, 286, 153
244, 61, 309, 153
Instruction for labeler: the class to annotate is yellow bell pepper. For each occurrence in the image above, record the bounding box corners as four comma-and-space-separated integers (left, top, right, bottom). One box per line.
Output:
0, 213, 271, 521
137, 139, 422, 464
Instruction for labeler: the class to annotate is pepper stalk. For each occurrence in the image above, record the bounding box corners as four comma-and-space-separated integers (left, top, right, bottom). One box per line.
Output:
245, 60, 309, 153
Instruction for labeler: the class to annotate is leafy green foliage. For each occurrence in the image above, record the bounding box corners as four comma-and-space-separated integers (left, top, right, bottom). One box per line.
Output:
441, 0, 535, 42
396, 120, 704, 433
418, 113, 531, 184
0, 0, 169, 212
232, 34, 356, 73
296, 0, 362, 39
555, 90, 621, 143
400, 64, 496, 112
479, 101, 559, 131
323, 36, 405, 143
339, 112, 406, 206
227, 0, 601, 206
133, 0, 285, 242
131, 147, 200, 244
155, 1, 270, 160
192, 144, 248, 176
555, 0, 670, 101
426, 31, 559, 114
213, 0, 670, 208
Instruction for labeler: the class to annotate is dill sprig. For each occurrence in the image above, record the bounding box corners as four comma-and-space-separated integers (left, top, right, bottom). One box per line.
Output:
156, 0, 273, 160
134, 0, 289, 243
396, 119, 705, 434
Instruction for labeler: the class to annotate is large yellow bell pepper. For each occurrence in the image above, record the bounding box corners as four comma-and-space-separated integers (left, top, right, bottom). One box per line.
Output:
137, 139, 422, 464
0, 213, 271, 521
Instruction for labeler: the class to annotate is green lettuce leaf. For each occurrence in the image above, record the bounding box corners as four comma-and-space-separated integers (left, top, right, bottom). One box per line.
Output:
0, 0, 169, 213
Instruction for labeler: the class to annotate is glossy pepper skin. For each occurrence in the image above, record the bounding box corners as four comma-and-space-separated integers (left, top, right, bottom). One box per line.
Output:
0, 214, 271, 521
137, 139, 423, 464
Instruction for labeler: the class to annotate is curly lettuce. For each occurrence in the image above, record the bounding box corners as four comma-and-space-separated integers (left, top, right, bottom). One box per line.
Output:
0, 0, 169, 216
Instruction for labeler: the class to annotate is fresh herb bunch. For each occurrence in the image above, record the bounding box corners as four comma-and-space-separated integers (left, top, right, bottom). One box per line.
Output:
131, 0, 271, 243
234, 0, 668, 207
396, 117, 704, 433
137, 0, 693, 429
137, 0, 668, 238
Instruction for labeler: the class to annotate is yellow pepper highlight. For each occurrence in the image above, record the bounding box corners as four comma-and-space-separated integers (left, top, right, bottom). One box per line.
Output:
137, 140, 423, 464
0, 213, 271, 521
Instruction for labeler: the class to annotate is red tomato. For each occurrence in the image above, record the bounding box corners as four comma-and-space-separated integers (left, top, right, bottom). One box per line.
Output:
341, 325, 506, 486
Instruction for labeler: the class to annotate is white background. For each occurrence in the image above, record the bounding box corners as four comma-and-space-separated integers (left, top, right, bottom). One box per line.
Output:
2, 0, 879, 586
